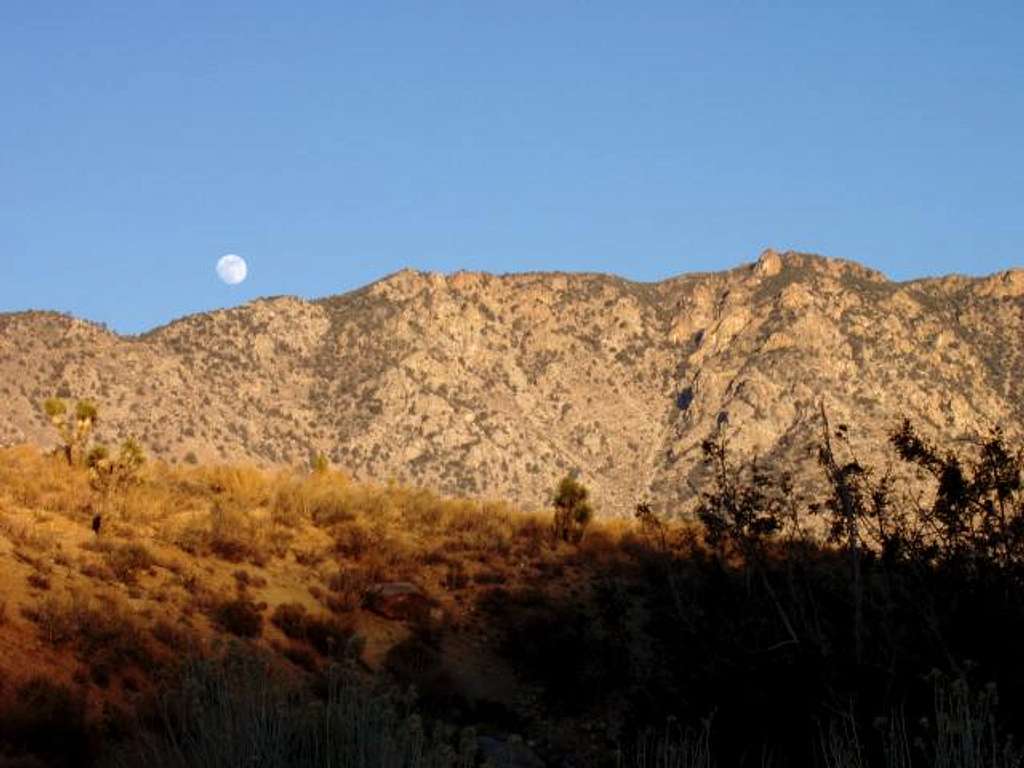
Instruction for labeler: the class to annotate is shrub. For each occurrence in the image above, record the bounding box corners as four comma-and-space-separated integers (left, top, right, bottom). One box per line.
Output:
26, 573, 50, 591
272, 472, 355, 528
104, 542, 155, 584
21, 591, 151, 674
695, 431, 784, 557
213, 597, 263, 638
150, 620, 195, 653
268, 600, 359, 660
384, 630, 443, 685
270, 478, 308, 527
333, 520, 374, 559
270, 602, 308, 640
280, 644, 318, 673
443, 562, 469, 591
88, 438, 146, 503
308, 482, 356, 526
304, 615, 360, 660
325, 567, 369, 613
512, 514, 548, 557
205, 503, 269, 566
551, 474, 593, 544
292, 547, 325, 567
21, 596, 75, 645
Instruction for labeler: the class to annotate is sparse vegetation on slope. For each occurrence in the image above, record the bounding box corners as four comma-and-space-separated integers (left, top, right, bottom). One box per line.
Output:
0, 403, 1023, 766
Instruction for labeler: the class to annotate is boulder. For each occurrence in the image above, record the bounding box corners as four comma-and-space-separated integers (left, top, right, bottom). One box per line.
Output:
363, 582, 442, 624
754, 248, 783, 277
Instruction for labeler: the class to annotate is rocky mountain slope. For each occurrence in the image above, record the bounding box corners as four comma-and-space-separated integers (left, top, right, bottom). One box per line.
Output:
2, 250, 1022, 516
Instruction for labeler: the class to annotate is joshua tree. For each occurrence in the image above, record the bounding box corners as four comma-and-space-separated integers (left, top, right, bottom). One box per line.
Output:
86, 438, 146, 521
88, 438, 146, 496
42, 397, 98, 466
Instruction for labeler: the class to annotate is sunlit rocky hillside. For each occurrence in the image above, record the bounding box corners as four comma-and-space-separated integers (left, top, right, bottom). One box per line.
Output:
2, 249, 1022, 516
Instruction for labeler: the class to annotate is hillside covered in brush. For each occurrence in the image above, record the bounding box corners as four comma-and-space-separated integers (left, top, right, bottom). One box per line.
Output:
2, 249, 1022, 516
2, 412, 1024, 767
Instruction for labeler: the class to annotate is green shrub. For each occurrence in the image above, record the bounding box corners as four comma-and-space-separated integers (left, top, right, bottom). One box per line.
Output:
551, 474, 593, 544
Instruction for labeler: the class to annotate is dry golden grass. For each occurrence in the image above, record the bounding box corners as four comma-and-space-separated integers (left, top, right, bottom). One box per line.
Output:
0, 443, 653, 738
0, 444, 740, 768
0, 446, 92, 517
0, 445, 638, 569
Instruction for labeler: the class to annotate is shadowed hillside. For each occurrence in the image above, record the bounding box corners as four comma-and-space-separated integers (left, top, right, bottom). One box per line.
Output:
1, 408, 1024, 766
2, 249, 1022, 516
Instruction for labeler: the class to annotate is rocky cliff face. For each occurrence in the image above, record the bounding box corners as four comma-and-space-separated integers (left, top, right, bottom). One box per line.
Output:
2, 250, 1022, 516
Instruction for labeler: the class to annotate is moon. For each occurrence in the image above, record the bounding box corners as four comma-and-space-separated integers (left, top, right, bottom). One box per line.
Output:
216, 254, 248, 285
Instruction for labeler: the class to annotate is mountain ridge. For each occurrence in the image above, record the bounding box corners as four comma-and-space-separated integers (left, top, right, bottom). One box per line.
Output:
7, 251, 1023, 338
2, 249, 1023, 516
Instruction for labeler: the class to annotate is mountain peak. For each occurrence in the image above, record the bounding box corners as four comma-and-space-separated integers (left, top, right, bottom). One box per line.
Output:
1, 251, 1021, 514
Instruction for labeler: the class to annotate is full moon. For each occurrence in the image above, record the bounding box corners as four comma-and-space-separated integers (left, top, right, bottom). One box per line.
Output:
216, 254, 248, 285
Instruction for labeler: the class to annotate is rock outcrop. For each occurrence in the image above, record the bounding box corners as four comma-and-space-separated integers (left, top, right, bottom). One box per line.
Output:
1, 250, 1021, 517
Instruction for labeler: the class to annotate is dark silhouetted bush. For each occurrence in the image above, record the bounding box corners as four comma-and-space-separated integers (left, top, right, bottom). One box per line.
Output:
213, 597, 263, 638
270, 602, 307, 640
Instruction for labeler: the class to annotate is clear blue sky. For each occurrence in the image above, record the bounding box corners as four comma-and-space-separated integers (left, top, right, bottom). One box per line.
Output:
2, 2, 1022, 333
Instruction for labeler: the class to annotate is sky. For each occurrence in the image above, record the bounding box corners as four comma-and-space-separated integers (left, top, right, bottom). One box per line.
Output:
2, 1, 1022, 333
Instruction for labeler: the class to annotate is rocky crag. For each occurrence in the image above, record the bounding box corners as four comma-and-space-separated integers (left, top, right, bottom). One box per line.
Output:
2, 250, 1022, 516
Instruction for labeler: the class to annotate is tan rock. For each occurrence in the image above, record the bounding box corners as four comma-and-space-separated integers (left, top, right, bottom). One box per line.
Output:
755, 248, 783, 277
1, 251, 1020, 518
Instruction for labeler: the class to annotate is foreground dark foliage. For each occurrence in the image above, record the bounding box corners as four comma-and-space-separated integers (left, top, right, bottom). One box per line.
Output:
101, 649, 477, 768
482, 415, 1024, 766
0, 677, 92, 768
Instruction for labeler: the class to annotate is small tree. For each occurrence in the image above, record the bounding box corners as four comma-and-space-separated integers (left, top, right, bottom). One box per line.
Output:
694, 430, 800, 649
815, 404, 890, 665
694, 431, 783, 558
890, 418, 1024, 574
552, 474, 593, 543
42, 397, 98, 466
